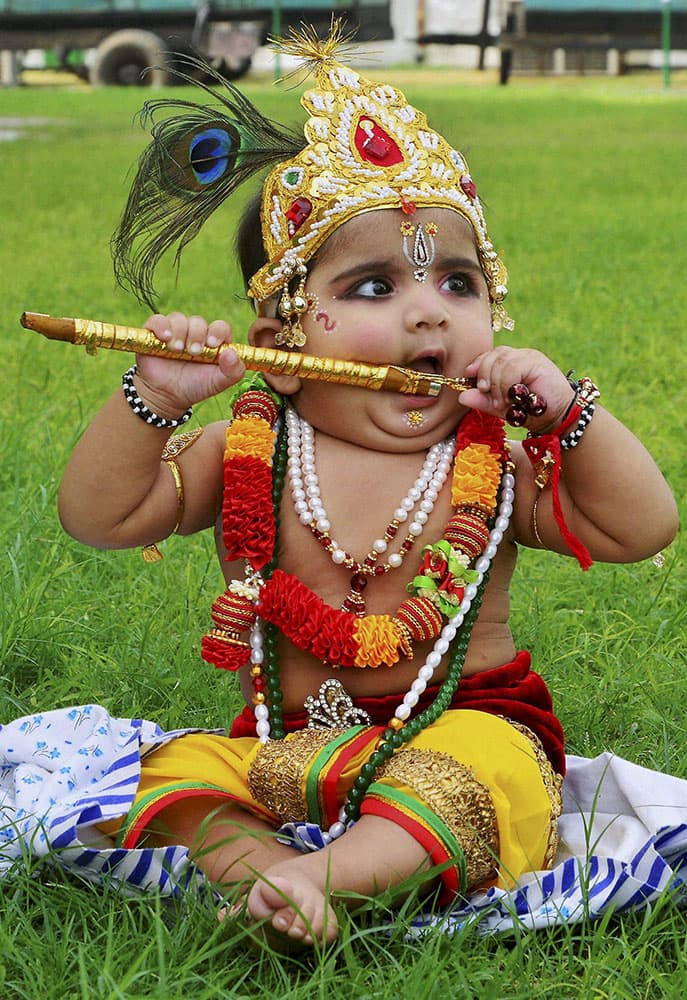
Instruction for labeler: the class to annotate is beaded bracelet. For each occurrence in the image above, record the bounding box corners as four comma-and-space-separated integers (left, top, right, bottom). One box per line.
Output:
560, 401, 596, 450
122, 364, 192, 429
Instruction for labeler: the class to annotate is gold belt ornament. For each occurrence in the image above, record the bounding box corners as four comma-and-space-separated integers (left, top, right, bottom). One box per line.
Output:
21, 312, 476, 399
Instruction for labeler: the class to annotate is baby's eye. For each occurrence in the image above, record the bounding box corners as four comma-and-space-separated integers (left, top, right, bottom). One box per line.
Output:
350, 276, 393, 298
441, 273, 472, 295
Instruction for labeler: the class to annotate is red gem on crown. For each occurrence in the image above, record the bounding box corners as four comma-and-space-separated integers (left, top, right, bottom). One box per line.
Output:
286, 197, 313, 237
460, 174, 477, 199
354, 118, 403, 166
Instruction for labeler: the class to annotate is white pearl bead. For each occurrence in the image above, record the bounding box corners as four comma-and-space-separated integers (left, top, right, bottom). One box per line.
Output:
503, 488, 515, 503
294, 499, 308, 514
316, 518, 330, 532
373, 539, 388, 553
415, 511, 428, 525
485, 543, 498, 559
418, 665, 435, 682
299, 511, 314, 525
500, 501, 513, 517
403, 691, 419, 708
420, 499, 434, 513
448, 612, 464, 627
329, 821, 347, 839
401, 497, 415, 512
395, 704, 411, 720
256, 719, 271, 739
388, 553, 403, 568
254, 703, 269, 720
338, 806, 348, 822
409, 522, 422, 536
495, 515, 509, 532
292, 488, 306, 502
331, 548, 346, 564
250, 631, 263, 649
441, 624, 457, 641
435, 638, 449, 655
251, 649, 264, 664
306, 485, 321, 499
426, 651, 442, 669
475, 556, 490, 573
395, 508, 408, 522
465, 583, 479, 601
504, 473, 515, 488
411, 678, 427, 696
460, 597, 472, 613
425, 490, 438, 502
491, 528, 503, 544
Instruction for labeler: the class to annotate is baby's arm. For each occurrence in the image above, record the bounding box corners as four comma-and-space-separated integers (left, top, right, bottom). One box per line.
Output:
462, 347, 678, 563
58, 314, 246, 550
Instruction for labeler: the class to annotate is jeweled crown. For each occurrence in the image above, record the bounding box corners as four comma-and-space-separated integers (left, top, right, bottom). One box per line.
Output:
248, 24, 513, 332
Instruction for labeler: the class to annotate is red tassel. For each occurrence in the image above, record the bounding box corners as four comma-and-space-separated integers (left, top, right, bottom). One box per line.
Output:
200, 632, 251, 671
523, 413, 593, 571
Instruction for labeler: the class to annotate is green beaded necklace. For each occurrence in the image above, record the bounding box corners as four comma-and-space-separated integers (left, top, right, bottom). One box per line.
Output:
260, 419, 490, 823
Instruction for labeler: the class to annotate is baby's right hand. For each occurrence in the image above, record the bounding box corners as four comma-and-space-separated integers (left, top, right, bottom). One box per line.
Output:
134, 312, 246, 417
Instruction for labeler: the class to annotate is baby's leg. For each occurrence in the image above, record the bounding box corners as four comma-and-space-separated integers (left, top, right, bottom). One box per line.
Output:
245, 814, 435, 948
142, 794, 296, 886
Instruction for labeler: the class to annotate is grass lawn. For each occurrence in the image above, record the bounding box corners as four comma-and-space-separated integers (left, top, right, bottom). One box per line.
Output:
1, 67, 686, 997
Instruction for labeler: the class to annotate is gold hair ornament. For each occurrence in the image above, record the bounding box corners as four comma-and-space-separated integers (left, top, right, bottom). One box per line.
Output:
21, 312, 476, 398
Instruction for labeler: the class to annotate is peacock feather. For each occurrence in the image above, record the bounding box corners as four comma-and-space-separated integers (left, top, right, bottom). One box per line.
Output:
111, 54, 305, 309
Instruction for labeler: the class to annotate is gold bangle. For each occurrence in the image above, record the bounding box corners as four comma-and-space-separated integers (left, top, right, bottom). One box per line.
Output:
531, 494, 544, 547
141, 427, 203, 562
164, 457, 184, 533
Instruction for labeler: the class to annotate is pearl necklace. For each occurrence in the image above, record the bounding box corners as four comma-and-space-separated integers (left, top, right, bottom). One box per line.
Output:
285, 406, 455, 611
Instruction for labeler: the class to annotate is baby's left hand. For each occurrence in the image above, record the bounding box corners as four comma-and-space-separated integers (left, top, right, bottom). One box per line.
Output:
461, 347, 574, 432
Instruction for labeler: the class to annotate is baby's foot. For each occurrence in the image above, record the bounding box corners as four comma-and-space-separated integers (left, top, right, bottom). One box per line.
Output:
245, 867, 338, 950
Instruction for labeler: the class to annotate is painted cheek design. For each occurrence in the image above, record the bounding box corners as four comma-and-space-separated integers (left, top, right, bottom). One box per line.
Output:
307, 294, 337, 333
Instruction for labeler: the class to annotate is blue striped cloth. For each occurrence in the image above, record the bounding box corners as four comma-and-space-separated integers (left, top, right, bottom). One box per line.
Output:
1, 706, 685, 932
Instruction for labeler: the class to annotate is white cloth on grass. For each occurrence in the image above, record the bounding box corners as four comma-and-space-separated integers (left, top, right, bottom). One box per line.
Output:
1, 705, 686, 932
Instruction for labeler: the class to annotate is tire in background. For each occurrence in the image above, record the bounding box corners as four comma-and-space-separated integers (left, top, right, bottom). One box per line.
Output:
90, 30, 172, 86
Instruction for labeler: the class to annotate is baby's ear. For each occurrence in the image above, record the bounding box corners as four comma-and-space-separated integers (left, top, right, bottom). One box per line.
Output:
248, 317, 302, 396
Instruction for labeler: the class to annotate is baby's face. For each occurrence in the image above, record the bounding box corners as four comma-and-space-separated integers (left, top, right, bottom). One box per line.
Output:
289, 207, 493, 452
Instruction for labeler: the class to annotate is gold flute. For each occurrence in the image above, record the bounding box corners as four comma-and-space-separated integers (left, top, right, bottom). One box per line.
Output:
21, 312, 476, 398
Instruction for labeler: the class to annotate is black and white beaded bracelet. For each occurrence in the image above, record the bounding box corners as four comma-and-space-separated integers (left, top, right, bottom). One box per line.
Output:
560, 402, 595, 450
122, 365, 193, 430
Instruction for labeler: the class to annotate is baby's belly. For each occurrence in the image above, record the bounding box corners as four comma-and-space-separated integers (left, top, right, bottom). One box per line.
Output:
241, 619, 517, 715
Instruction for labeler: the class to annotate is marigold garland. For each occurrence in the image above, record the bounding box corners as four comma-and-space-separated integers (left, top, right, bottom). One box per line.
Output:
202, 398, 509, 674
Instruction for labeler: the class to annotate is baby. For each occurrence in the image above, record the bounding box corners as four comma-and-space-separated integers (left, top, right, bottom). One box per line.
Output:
57, 29, 677, 949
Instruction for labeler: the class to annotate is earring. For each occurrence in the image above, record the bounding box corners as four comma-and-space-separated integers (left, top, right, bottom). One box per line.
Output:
275, 261, 308, 349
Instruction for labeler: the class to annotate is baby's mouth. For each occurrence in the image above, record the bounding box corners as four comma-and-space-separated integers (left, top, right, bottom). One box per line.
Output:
406, 354, 444, 376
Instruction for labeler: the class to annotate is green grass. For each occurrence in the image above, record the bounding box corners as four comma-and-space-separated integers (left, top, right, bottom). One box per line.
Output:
1, 70, 686, 996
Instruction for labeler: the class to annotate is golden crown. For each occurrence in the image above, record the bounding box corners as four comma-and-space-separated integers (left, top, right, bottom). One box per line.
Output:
248, 25, 513, 332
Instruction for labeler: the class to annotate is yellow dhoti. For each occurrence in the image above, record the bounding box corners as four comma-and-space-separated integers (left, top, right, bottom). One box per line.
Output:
106, 709, 561, 901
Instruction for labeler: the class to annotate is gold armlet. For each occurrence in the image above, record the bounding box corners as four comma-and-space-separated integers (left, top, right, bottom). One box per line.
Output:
142, 428, 203, 562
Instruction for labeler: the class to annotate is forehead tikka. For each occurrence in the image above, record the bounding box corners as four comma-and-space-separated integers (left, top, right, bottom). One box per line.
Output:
401, 221, 438, 283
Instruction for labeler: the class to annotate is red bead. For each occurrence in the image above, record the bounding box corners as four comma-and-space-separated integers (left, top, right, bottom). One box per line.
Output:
527, 392, 548, 417
508, 383, 530, 404
374, 566, 386, 576
386, 525, 398, 538
350, 573, 368, 592
253, 676, 266, 692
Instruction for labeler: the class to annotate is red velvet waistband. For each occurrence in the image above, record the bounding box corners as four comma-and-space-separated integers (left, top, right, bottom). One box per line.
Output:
229, 650, 566, 775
